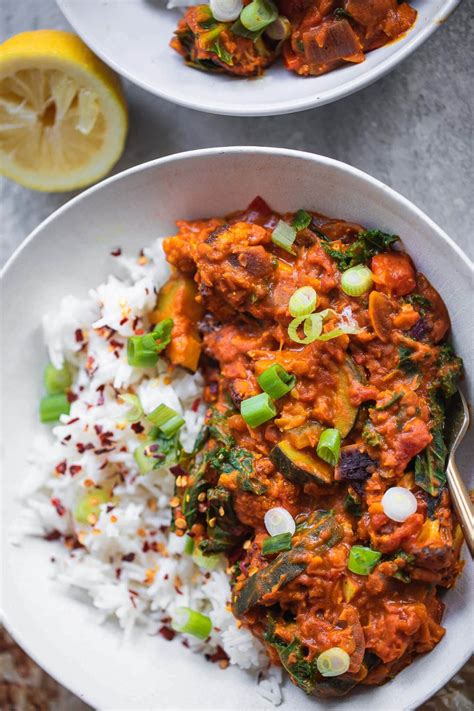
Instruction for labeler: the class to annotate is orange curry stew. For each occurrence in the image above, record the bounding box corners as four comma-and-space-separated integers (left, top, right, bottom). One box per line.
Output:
156, 197, 464, 698
171, 1, 418, 78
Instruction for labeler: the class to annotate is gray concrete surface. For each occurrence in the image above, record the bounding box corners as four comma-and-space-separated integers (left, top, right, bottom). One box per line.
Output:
1, 0, 473, 267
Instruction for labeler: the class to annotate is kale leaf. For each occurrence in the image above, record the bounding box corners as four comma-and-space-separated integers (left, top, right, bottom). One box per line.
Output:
414, 396, 447, 496
398, 344, 419, 376
436, 343, 463, 398
322, 229, 399, 270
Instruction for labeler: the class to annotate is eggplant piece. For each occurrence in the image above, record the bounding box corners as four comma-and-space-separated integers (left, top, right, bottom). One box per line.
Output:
270, 440, 333, 486
233, 511, 342, 616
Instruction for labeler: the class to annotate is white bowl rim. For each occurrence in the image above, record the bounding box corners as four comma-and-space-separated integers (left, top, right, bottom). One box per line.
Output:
1, 146, 473, 709
57, 0, 461, 116
1, 146, 472, 281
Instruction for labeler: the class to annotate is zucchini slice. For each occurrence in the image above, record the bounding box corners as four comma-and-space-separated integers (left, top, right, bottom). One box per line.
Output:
270, 440, 333, 486
233, 511, 342, 617
332, 357, 362, 438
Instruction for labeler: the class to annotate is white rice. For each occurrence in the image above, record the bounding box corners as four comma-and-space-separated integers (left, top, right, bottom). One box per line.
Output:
13, 238, 282, 705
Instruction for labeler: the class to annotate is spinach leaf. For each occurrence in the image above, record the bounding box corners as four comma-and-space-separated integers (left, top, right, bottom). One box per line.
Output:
200, 485, 249, 554
207, 446, 266, 495
398, 345, 419, 376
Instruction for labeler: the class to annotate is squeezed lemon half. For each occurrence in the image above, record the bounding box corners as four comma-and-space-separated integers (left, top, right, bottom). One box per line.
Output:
0, 30, 128, 191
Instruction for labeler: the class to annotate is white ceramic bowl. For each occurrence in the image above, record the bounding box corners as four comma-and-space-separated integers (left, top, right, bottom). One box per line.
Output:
1, 148, 472, 710
56, 0, 460, 116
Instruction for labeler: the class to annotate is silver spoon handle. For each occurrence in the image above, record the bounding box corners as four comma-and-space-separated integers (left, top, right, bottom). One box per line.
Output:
447, 456, 474, 558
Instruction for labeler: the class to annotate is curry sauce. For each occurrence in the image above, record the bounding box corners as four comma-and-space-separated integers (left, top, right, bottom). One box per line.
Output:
160, 197, 463, 697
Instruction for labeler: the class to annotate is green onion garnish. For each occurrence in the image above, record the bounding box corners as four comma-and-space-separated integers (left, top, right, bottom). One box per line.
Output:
127, 318, 173, 368
183, 535, 195, 555
317, 428, 341, 466
121, 393, 143, 422
292, 209, 312, 232
271, 219, 297, 254
44, 362, 73, 395
240, 0, 278, 32
75, 487, 110, 524
262, 532, 292, 556
288, 286, 317, 317
240, 392, 277, 428
257, 364, 295, 399
39, 393, 70, 423
287, 313, 323, 344
147, 403, 185, 437
347, 545, 381, 575
127, 337, 159, 368
133, 442, 158, 474
316, 647, 351, 677
192, 549, 222, 570
171, 607, 212, 640
341, 265, 373, 296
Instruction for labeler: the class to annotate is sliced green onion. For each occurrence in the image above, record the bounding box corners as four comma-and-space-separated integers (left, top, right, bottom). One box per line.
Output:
287, 313, 323, 344
292, 209, 312, 232
347, 545, 382, 575
317, 647, 351, 677
183, 535, 195, 555
44, 362, 73, 394
121, 393, 143, 422
271, 220, 297, 254
316, 325, 361, 341
257, 364, 295, 399
39, 393, 70, 423
317, 428, 341, 466
288, 286, 317, 317
192, 549, 222, 570
127, 319, 173, 368
341, 265, 373, 296
240, 392, 277, 428
240, 0, 278, 32
133, 442, 158, 474
127, 337, 159, 368
262, 532, 292, 556
75, 487, 110, 524
171, 607, 212, 640
147, 404, 185, 437
230, 18, 262, 39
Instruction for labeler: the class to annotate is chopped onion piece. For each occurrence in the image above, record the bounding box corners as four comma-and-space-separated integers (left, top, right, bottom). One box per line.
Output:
317, 647, 350, 677
210, 0, 243, 22
264, 507, 296, 536
382, 487, 418, 522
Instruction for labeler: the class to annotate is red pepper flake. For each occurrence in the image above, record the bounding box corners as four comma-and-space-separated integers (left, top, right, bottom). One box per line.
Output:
106, 504, 115, 514
191, 398, 201, 412
206, 646, 229, 665
67, 391, 78, 403
158, 626, 176, 641
131, 422, 144, 434
182, 639, 189, 648
66, 417, 80, 425
132, 317, 139, 332
50, 498, 66, 517
95, 447, 115, 455
44, 530, 61, 541
75, 329, 84, 342
119, 317, 128, 326
164, 574, 169, 580
62, 434, 72, 442
99, 461, 108, 470
142, 541, 150, 553
115, 568, 122, 580
109, 339, 123, 349
55, 460, 67, 475
111, 248, 122, 257
122, 552, 135, 562
135, 328, 145, 336
94, 424, 103, 435
77, 442, 94, 453
170, 465, 186, 477
69, 464, 82, 476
